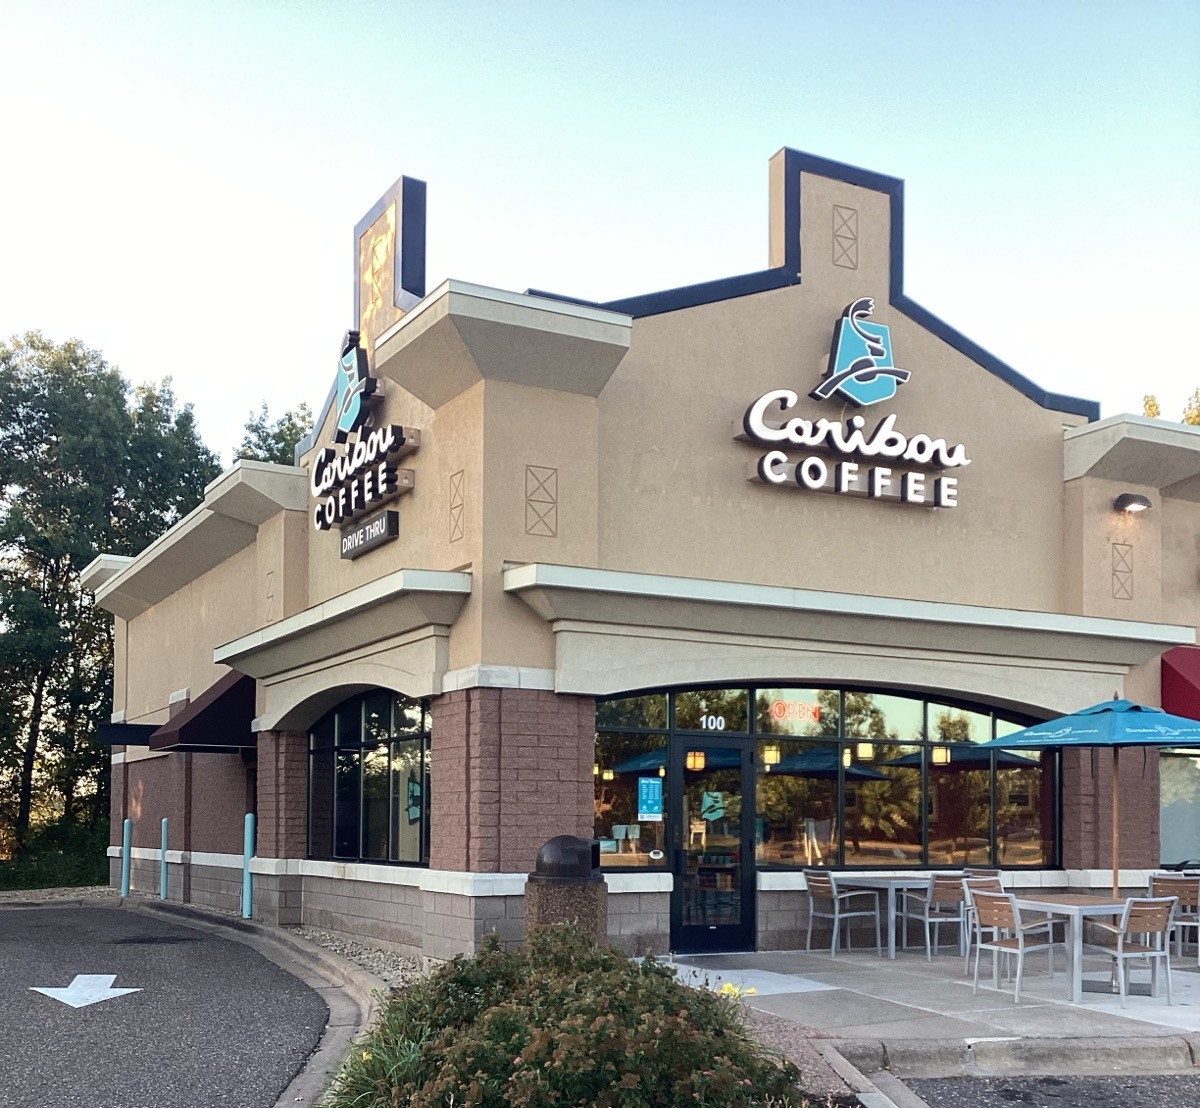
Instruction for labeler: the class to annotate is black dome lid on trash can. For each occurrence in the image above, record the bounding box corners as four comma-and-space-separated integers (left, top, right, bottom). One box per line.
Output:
528, 835, 603, 885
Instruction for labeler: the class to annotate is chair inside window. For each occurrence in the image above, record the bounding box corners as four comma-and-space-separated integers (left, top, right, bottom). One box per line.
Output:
970, 890, 1056, 1003
804, 870, 881, 956
901, 874, 966, 960
1084, 896, 1177, 1007
1148, 875, 1200, 961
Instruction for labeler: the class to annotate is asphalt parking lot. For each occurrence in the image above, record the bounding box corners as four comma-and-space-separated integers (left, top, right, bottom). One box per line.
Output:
0, 903, 329, 1108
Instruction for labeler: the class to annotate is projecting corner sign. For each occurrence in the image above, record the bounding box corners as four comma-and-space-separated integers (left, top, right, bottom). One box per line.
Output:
309, 330, 421, 557
738, 297, 970, 508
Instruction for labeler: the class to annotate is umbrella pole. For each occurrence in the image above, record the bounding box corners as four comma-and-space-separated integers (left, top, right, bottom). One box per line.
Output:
1112, 746, 1120, 899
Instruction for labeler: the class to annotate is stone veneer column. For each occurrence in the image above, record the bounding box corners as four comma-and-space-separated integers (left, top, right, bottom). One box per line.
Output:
430, 688, 595, 874
254, 729, 307, 925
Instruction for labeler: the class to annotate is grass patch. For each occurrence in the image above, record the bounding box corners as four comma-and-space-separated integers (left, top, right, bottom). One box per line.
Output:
324, 923, 810, 1108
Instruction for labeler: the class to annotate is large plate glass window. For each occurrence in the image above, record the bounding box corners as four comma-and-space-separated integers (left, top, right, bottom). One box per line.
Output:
308, 690, 431, 865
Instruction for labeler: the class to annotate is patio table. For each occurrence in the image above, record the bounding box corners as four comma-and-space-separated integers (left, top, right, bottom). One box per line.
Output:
831, 873, 962, 959
1011, 892, 1127, 1003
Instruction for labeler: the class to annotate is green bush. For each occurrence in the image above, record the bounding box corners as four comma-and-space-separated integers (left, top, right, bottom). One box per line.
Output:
0, 821, 110, 891
325, 924, 807, 1108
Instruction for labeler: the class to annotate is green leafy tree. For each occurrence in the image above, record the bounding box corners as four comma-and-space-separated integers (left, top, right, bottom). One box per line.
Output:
0, 332, 219, 858
234, 401, 313, 466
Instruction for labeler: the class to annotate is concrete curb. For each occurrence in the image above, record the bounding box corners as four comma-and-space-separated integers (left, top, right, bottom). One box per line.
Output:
835, 1033, 1200, 1078
122, 899, 389, 1108
813, 1040, 916, 1108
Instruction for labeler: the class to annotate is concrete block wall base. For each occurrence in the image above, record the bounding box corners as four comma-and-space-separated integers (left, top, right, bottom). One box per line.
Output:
606, 891, 670, 956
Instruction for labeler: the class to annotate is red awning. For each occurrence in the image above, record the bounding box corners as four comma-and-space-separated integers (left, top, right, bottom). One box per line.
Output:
149, 670, 257, 753
1163, 646, 1200, 722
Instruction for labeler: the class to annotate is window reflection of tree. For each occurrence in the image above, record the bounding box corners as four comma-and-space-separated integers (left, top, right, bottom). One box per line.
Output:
675, 688, 749, 731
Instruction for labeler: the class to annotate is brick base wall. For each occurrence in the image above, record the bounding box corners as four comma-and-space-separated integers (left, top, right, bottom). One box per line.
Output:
430, 688, 596, 874
256, 731, 308, 859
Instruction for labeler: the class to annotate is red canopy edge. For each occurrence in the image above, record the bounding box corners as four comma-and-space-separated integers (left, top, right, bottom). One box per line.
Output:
1163, 646, 1200, 723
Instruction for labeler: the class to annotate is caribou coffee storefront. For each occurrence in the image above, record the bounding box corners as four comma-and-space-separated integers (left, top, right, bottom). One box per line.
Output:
84, 148, 1200, 959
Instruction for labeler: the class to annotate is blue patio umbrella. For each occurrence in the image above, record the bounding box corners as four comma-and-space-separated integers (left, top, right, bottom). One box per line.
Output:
977, 699, 1200, 895
773, 748, 889, 781
883, 744, 1040, 770
611, 748, 742, 774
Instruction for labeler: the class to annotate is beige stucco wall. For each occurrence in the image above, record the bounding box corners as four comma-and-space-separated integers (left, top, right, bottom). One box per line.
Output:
594, 288, 1074, 616
122, 543, 260, 722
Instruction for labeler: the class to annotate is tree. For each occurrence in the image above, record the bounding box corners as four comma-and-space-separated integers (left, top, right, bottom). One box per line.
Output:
1142, 390, 1199, 425
234, 401, 314, 466
0, 332, 220, 856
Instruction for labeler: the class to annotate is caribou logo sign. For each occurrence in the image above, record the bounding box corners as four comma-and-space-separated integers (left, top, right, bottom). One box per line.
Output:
310, 330, 420, 546
736, 298, 968, 508
810, 297, 910, 407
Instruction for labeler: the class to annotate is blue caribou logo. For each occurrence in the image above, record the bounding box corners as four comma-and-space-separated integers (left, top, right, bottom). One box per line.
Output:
333, 330, 376, 443
810, 297, 911, 408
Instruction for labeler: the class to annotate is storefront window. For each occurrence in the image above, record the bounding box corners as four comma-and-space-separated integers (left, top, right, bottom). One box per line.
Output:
594, 732, 668, 868
309, 691, 431, 865
674, 688, 749, 733
928, 702, 991, 744
756, 689, 840, 737
595, 685, 1056, 870
756, 740, 839, 865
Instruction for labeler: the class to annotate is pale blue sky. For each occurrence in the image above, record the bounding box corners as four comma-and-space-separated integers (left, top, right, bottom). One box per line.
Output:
2, 1, 1197, 459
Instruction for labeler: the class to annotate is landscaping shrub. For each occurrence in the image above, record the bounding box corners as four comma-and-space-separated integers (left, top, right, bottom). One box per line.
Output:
324, 924, 807, 1108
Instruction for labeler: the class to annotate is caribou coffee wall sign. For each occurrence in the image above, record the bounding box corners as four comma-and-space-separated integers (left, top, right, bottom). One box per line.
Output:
739, 298, 969, 508
310, 330, 420, 534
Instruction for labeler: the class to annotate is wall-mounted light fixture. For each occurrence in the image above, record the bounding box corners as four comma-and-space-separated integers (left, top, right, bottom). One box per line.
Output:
658, 765, 666, 778
1113, 492, 1152, 513
762, 743, 782, 767
932, 745, 952, 765
855, 741, 875, 761
602, 768, 614, 781
593, 763, 600, 777
842, 747, 852, 768
685, 750, 706, 771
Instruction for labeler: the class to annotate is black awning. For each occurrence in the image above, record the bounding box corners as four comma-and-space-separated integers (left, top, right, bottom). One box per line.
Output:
149, 670, 257, 753
95, 723, 159, 747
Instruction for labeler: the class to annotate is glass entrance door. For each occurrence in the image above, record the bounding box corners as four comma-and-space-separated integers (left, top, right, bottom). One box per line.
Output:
670, 741, 755, 953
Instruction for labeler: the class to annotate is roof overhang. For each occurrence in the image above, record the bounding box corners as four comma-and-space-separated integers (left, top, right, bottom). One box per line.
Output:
1064, 414, 1200, 501
82, 461, 309, 621
368, 279, 633, 410
149, 670, 257, 753
504, 562, 1196, 681
215, 567, 472, 681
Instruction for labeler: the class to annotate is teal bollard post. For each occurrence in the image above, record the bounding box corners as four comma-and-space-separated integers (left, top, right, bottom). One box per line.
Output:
120, 818, 132, 897
160, 818, 169, 899
242, 813, 255, 919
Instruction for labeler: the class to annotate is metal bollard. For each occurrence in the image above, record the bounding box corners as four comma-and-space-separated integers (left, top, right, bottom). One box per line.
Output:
160, 818, 169, 899
120, 818, 132, 897
241, 813, 255, 919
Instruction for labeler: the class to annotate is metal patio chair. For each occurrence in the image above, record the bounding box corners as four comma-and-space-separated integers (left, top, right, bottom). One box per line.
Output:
1084, 895, 1177, 1007
961, 875, 1004, 975
901, 873, 966, 960
1148, 874, 1200, 960
970, 890, 1056, 1003
804, 870, 882, 956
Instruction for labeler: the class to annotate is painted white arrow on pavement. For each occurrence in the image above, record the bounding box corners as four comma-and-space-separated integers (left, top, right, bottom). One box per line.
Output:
31, 974, 142, 1009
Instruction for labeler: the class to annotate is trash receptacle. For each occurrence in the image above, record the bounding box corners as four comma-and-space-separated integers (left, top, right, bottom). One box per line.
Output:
524, 834, 608, 944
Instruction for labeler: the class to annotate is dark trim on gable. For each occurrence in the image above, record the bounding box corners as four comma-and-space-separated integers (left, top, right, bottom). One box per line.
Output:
534, 146, 1098, 421
601, 267, 800, 318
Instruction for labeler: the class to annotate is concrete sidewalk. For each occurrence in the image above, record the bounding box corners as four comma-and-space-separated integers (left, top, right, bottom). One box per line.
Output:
674, 944, 1200, 1080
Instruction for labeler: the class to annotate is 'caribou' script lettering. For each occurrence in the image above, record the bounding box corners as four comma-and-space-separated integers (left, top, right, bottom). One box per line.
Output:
310, 424, 418, 531
743, 390, 971, 469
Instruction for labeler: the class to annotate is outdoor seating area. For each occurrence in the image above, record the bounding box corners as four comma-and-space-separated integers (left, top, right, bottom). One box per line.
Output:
800, 868, 1200, 1012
